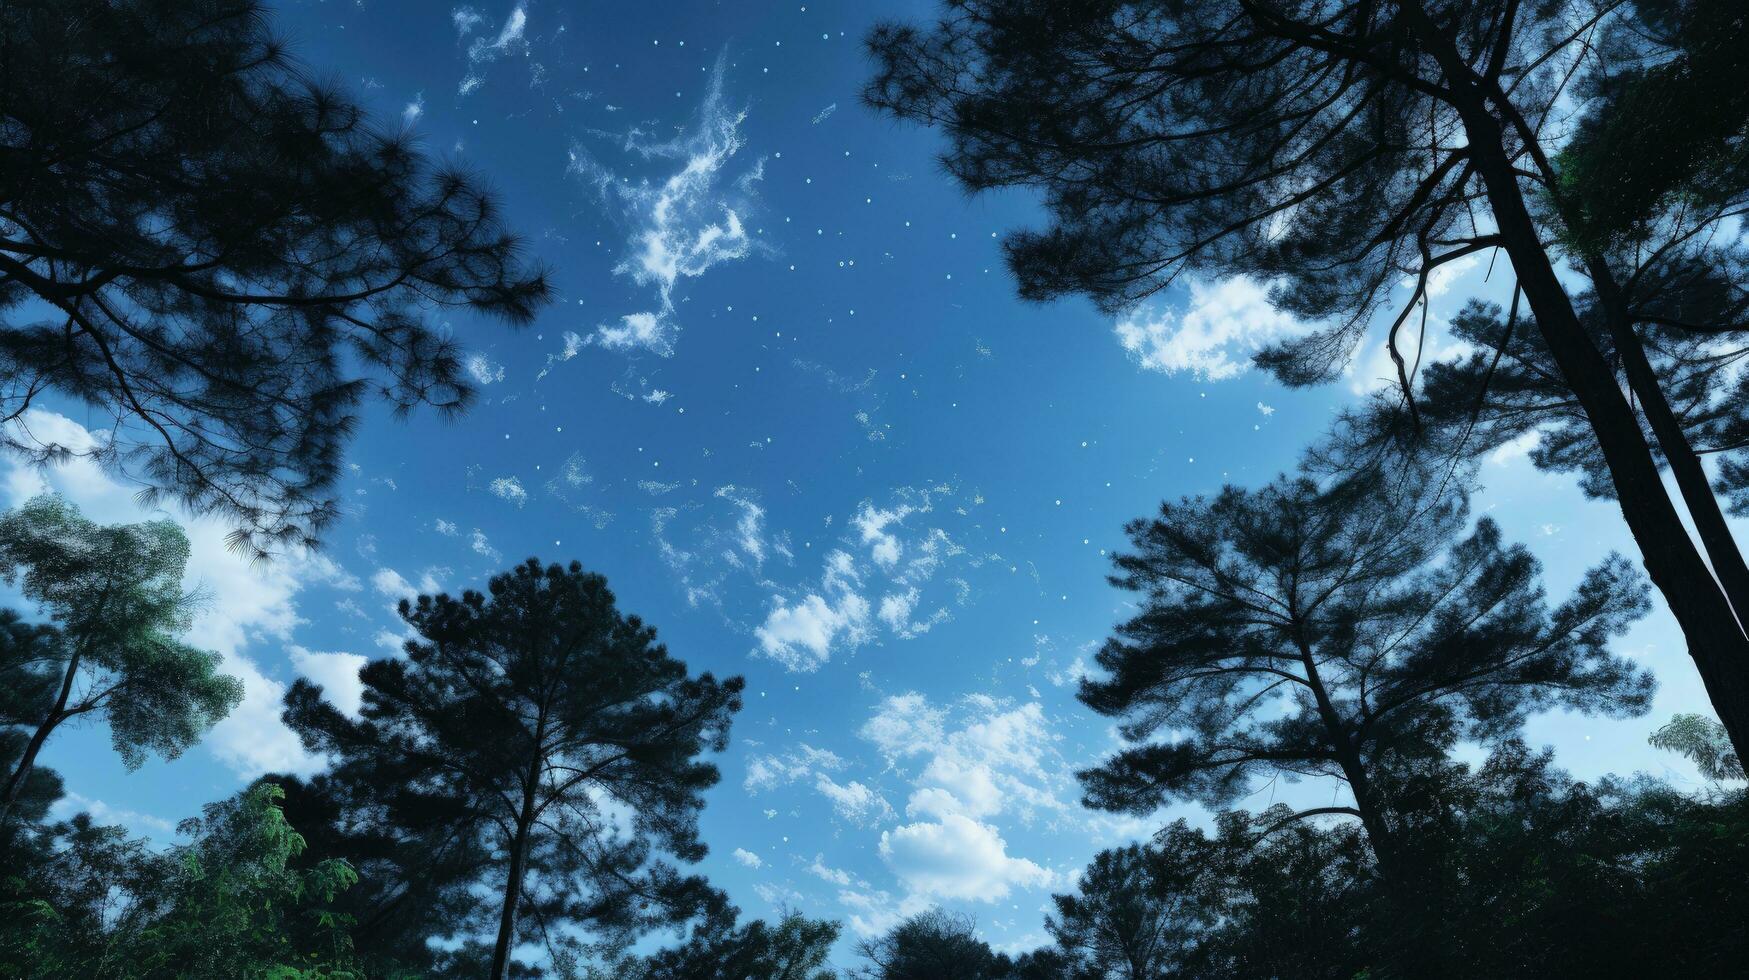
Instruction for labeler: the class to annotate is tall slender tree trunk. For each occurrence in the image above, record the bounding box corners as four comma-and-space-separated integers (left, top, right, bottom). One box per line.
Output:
1587, 261, 1749, 628
1295, 628, 1431, 977
490, 759, 543, 980
0, 647, 80, 824
1397, 0, 1749, 765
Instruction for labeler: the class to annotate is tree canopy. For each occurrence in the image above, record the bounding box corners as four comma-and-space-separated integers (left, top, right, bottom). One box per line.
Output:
0, 494, 240, 824
866, 0, 1749, 761
282, 558, 745, 979
0, 0, 552, 557
1077, 463, 1653, 882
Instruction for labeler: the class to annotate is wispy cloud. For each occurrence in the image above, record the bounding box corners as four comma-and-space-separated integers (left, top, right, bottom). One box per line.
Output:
568, 54, 766, 356
457, 4, 529, 96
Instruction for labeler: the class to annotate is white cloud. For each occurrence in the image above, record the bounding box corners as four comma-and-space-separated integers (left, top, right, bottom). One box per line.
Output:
853, 503, 912, 568
451, 6, 484, 35
471, 529, 501, 561
745, 744, 892, 826
1048, 655, 1093, 689
744, 743, 845, 792
466, 353, 505, 385
371, 567, 415, 601
401, 93, 425, 127
753, 882, 805, 907
853, 693, 1067, 904
807, 854, 853, 887
860, 693, 947, 760
814, 775, 895, 827
536, 331, 587, 380
435, 519, 458, 535
287, 646, 367, 717
458, 4, 528, 96
1114, 277, 1304, 381
879, 814, 1053, 902
489, 476, 528, 507
754, 550, 869, 672
732, 847, 764, 869
715, 486, 768, 567
568, 55, 765, 356
837, 887, 929, 938
51, 791, 176, 837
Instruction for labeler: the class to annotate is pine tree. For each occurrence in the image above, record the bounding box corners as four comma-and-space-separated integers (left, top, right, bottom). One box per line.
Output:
1077, 464, 1653, 896
0, 0, 552, 556
866, 0, 1749, 760
283, 558, 744, 980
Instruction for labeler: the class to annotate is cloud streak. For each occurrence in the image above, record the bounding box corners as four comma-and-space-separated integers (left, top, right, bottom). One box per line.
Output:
568, 55, 765, 356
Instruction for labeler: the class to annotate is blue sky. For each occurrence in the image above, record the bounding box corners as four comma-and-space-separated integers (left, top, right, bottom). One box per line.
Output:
15, 0, 1731, 964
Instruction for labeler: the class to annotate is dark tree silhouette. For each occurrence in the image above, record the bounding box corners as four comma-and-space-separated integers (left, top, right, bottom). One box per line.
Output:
852, 908, 1009, 980
1077, 464, 1653, 891
866, 0, 1749, 759
265, 770, 491, 976
1045, 823, 1220, 980
282, 558, 744, 980
0, 495, 241, 825
0, 0, 551, 557
0, 610, 68, 829
598, 896, 840, 980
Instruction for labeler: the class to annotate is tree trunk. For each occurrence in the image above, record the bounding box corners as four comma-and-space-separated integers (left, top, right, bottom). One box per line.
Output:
1588, 260, 1749, 629
0, 647, 80, 824
490, 764, 542, 980
1398, 0, 1749, 766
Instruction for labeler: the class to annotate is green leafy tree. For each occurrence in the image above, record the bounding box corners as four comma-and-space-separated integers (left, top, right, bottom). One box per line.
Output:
1077, 463, 1654, 890
1, 783, 365, 979
0, 494, 241, 824
0, 0, 551, 556
1650, 713, 1744, 781
1189, 810, 1376, 980
865, 0, 1749, 761
283, 558, 745, 979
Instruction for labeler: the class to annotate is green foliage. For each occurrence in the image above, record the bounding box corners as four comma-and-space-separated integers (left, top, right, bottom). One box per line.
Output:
1650, 713, 1745, 781
1551, 0, 1749, 258
0, 494, 240, 818
0, 783, 367, 979
1004, 745, 1749, 978
866, 0, 1749, 765
0, 0, 552, 555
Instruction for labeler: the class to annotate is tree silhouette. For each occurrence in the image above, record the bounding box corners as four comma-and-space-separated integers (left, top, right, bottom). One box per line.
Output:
265, 769, 489, 976
1077, 463, 1653, 893
852, 908, 1008, 980
599, 896, 840, 980
1045, 823, 1220, 979
0, 0, 551, 557
866, 0, 1749, 760
0, 495, 241, 825
282, 558, 744, 980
